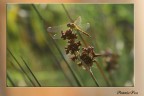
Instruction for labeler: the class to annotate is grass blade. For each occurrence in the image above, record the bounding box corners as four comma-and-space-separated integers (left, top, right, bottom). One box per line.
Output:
9, 60, 36, 86
7, 72, 16, 87
21, 57, 41, 87
7, 48, 38, 86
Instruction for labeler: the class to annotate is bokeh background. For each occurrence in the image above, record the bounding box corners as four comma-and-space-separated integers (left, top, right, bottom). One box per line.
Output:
7, 4, 134, 87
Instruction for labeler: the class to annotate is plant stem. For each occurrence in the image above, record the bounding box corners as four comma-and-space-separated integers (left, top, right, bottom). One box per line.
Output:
88, 69, 100, 87
94, 60, 111, 86
7, 48, 39, 86
7, 72, 16, 87
31, 4, 45, 22
21, 57, 41, 87
9, 60, 36, 86
61, 4, 74, 22
75, 51, 99, 86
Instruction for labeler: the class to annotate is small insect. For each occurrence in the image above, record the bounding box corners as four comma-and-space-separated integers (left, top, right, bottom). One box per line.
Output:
47, 16, 91, 39
66, 23, 91, 37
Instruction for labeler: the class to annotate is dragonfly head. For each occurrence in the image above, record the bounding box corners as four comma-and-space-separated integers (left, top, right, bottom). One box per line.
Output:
67, 23, 75, 28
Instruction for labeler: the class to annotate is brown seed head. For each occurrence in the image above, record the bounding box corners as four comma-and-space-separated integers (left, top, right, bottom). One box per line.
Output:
61, 29, 77, 40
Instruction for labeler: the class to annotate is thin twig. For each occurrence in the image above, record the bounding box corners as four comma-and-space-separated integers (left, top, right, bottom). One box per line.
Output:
31, 4, 45, 22
61, 4, 74, 22
88, 69, 100, 87
94, 60, 111, 86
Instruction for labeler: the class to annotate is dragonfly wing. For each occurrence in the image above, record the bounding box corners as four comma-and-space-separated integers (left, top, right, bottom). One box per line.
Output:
74, 16, 90, 33
47, 24, 67, 32
78, 22, 90, 33
74, 16, 82, 26
82, 22, 90, 32
48, 31, 62, 39
47, 24, 67, 39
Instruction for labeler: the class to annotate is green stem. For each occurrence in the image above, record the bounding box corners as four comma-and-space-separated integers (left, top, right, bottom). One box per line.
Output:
31, 4, 45, 22
21, 57, 41, 87
7, 48, 40, 86
7, 72, 16, 87
9, 60, 36, 86
75, 51, 99, 86
94, 60, 111, 86
88, 69, 100, 87
61, 4, 74, 22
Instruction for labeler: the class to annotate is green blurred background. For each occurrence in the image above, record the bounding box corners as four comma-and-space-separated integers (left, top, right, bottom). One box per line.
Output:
7, 4, 134, 87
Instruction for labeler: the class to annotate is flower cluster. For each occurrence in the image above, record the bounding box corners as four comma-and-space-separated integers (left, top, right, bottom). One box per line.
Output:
103, 49, 119, 73
61, 28, 101, 69
79, 46, 101, 68
61, 29, 77, 40
65, 40, 81, 54
61, 29, 81, 54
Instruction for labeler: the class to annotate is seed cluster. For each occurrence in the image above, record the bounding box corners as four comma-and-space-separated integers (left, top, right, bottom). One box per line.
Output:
103, 50, 119, 73
61, 29, 81, 54
80, 46, 101, 67
61, 24, 119, 71
61, 28, 101, 69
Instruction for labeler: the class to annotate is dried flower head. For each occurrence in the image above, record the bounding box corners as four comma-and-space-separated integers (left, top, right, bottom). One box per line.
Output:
61, 29, 77, 40
79, 46, 102, 68
103, 49, 119, 72
61, 25, 101, 70
70, 55, 78, 62
65, 41, 81, 54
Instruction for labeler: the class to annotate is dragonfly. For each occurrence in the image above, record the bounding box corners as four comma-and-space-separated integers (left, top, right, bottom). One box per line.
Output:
47, 16, 91, 39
